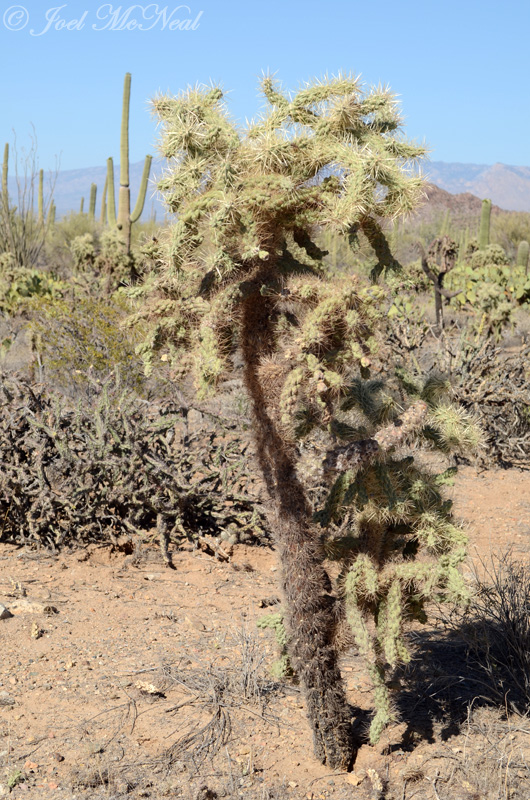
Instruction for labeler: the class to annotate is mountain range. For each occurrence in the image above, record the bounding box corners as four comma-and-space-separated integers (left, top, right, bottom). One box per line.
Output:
7, 159, 530, 219
422, 161, 530, 212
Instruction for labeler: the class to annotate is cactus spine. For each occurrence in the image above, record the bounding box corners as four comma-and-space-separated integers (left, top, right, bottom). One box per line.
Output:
517, 240, 529, 274
479, 198, 492, 250
88, 183, 97, 220
107, 73, 153, 252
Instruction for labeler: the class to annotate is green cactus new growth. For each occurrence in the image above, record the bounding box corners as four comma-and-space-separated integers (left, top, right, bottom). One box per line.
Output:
257, 612, 293, 678
89, 183, 97, 220
106, 73, 153, 252
479, 198, 492, 250
517, 240, 529, 273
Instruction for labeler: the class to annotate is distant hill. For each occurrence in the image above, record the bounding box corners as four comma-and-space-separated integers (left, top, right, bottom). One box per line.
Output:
423, 161, 530, 212
410, 183, 503, 225
7, 159, 530, 219
8, 158, 168, 222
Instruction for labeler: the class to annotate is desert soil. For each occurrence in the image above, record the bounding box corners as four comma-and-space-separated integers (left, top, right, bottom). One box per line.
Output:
0, 465, 529, 800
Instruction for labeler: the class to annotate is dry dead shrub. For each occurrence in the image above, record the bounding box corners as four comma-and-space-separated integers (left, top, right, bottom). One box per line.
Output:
458, 552, 530, 714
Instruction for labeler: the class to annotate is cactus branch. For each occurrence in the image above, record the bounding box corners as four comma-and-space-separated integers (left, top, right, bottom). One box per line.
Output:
130, 154, 153, 223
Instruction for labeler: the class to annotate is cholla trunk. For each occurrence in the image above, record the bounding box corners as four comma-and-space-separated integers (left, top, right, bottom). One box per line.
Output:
240, 271, 354, 768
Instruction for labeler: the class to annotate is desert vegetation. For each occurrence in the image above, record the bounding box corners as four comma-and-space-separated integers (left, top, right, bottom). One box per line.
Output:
1, 71, 530, 800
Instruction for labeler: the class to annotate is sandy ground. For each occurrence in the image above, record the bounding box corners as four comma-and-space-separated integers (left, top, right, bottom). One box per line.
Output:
0, 465, 529, 800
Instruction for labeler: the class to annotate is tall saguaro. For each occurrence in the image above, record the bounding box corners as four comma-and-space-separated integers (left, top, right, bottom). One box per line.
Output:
479, 198, 492, 250
107, 73, 153, 252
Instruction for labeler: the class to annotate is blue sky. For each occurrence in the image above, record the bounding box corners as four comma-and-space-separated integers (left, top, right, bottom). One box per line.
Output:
1, 0, 529, 172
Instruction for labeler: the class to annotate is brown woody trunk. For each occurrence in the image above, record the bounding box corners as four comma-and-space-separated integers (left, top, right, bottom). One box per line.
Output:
240, 272, 354, 769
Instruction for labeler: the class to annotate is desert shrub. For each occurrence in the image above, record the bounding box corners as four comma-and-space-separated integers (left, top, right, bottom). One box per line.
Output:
70, 232, 96, 269
491, 210, 530, 260
449, 338, 530, 466
386, 318, 530, 466
445, 243, 530, 338
52, 210, 99, 247
454, 553, 530, 713
0, 371, 269, 550
96, 228, 137, 287
28, 293, 146, 393
0, 254, 66, 316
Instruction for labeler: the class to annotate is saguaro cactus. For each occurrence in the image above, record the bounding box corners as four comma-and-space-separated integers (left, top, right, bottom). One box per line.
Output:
517, 240, 529, 273
100, 175, 107, 225
479, 198, 492, 250
106, 73, 152, 252
88, 183, 97, 220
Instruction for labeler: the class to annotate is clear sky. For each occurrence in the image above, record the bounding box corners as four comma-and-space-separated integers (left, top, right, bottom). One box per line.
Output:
1, 0, 529, 172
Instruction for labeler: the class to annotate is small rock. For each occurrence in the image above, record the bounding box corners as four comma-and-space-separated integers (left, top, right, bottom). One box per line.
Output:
185, 616, 206, 632
10, 599, 58, 616
0, 604, 12, 620
0, 691, 15, 707
31, 621, 43, 639
345, 772, 364, 786
51, 753, 64, 763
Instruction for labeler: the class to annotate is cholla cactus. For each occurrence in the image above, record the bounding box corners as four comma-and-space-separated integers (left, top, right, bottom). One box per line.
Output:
131, 73, 435, 767
312, 376, 478, 744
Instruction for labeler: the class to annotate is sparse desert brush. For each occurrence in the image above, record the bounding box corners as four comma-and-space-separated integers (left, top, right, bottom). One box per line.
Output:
0, 369, 268, 554
28, 292, 146, 393
0, 253, 66, 316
